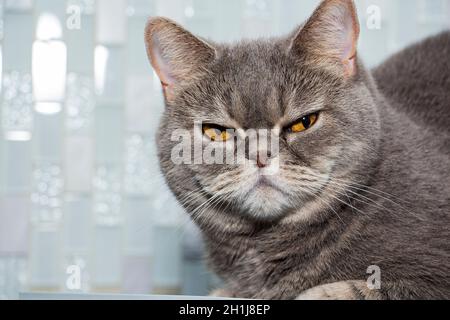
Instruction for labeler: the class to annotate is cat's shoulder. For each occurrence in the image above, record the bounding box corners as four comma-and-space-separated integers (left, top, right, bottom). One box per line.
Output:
372, 31, 450, 133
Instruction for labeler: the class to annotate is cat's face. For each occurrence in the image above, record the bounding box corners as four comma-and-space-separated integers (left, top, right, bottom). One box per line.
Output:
146, 0, 381, 222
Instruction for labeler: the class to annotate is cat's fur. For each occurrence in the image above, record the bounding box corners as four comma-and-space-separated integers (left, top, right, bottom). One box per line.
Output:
145, 0, 450, 299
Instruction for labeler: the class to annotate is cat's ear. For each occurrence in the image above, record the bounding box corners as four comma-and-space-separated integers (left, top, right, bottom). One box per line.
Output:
145, 17, 216, 101
290, 0, 360, 78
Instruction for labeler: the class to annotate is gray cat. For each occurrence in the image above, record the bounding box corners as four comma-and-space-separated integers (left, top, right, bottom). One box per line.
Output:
145, 0, 450, 299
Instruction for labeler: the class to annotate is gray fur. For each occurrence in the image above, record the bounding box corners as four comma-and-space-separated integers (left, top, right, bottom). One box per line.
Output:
145, 0, 450, 299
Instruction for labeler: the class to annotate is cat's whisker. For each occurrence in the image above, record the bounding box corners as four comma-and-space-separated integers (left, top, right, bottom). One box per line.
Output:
303, 172, 424, 221
190, 187, 238, 233
284, 175, 369, 217
194, 191, 232, 231
171, 186, 218, 234
318, 189, 369, 217
295, 184, 346, 225
329, 175, 412, 205
325, 180, 402, 216
190, 184, 235, 219
177, 187, 206, 207
282, 164, 412, 206
285, 168, 425, 221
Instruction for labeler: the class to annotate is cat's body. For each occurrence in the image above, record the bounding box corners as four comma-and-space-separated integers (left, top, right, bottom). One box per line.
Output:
146, 0, 450, 299
206, 32, 450, 299
374, 32, 450, 136
204, 32, 450, 300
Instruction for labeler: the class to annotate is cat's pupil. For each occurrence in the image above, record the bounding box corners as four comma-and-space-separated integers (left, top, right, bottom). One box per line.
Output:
301, 116, 311, 128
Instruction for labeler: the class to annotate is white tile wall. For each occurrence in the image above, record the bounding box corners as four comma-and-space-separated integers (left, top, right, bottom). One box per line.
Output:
0, 195, 29, 254
91, 226, 123, 288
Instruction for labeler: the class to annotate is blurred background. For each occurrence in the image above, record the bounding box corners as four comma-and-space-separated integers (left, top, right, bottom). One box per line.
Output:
0, 0, 449, 299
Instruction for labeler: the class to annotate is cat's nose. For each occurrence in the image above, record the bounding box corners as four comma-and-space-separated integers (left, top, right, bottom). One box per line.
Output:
256, 152, 271, 168
247, 150, 272, 168
243, 134, 278, 168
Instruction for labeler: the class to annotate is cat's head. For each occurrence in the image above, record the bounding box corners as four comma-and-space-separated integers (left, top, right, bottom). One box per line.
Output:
145, 0, 381, 224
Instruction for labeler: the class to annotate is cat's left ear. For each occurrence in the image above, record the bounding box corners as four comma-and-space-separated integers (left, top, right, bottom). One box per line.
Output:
290, 0, 360, 78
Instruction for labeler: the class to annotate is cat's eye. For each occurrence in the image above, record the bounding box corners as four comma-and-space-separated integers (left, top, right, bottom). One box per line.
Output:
288, 113, 319, 133
202, 124, 233, 142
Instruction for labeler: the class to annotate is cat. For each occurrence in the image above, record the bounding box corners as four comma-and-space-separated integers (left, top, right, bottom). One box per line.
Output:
145, 0, 450, 299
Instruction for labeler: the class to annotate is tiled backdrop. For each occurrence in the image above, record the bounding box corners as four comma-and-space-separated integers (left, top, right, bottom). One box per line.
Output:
0, 0, 449, 299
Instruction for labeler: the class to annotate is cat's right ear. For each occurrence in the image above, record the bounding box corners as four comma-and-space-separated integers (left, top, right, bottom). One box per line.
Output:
145, 17, 216, 102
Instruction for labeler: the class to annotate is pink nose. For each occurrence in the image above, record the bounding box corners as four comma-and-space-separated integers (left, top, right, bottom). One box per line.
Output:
256, 153, 269, 168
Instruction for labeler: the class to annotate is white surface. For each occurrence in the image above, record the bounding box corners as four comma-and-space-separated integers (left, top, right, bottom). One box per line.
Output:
20, 292, 228, 300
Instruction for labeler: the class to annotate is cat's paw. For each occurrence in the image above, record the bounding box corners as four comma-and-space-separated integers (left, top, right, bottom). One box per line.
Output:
209, 288, 236, 298
296, 281, 381, 300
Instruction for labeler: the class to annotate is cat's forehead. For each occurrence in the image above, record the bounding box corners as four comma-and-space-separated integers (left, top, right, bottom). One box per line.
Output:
209, 41, 324, 128
228, 85, 284, 129
219, 40, 289, 81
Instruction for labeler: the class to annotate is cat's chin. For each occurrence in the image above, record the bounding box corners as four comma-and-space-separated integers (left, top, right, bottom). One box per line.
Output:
239, 185, 292, 221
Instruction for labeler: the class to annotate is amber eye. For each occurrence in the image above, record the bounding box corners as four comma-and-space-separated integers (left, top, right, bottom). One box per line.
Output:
288, 113, 319, 133
202, 124, 233, 142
